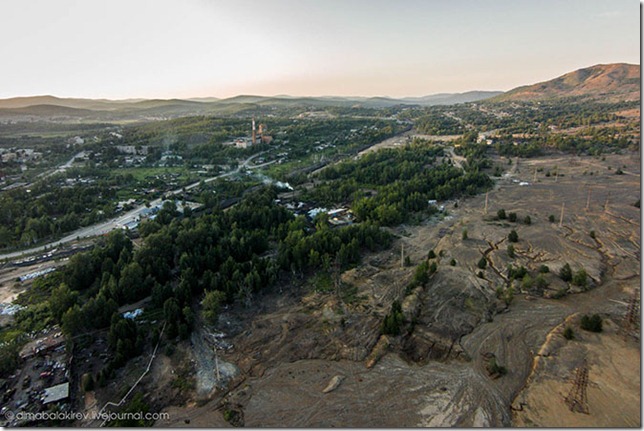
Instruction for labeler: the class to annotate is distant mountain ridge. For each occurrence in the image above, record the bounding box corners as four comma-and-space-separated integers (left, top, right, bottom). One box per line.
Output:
0, 91, 502, 113
0, 104, 96, 117
490, 63, 640, 103
0, 63, 638, 121
0, 95, 146, 110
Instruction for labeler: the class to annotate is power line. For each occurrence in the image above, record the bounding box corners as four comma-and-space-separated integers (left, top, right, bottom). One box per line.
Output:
94, 320, 167, 427
621, 291, 640, 340
564, 359, 589, 414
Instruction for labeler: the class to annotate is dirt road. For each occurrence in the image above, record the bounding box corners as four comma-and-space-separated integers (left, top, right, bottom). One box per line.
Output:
156, 152, 639, 427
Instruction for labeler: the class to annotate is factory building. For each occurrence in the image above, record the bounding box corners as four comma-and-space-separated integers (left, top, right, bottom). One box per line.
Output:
232, 118, 273, 148
251, 117, 273, 145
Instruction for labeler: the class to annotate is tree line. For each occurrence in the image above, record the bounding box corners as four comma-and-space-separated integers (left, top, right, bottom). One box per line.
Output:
305, 139, 492, 225
5, 185, 395, 375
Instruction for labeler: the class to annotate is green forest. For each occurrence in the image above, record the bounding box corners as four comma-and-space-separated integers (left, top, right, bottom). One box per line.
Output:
304, 139, 492, 225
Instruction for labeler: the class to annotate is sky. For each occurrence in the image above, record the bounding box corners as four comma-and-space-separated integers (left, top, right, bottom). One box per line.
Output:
0, 0, 640, 99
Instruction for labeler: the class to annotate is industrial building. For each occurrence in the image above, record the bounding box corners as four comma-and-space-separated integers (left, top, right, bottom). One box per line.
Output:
231, 118, 273, 148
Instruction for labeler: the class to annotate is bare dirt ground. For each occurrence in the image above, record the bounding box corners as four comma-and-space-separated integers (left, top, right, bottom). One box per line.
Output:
152, 151, 639, 427
513, 318, 640, 427
0, 259, 70, 327
0, 259, 68, 303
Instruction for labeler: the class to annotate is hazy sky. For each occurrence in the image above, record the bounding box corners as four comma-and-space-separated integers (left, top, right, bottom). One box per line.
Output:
0, 0, 639, 99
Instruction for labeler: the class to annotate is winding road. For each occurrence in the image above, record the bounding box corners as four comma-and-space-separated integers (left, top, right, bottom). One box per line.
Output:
0, 153, 267, 261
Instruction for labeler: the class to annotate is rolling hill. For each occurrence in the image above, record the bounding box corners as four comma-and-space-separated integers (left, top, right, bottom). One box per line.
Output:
0, 91, 502, 121
490, 63, 640, 103
0, 63, 638, 122
0, 95, 147, 111
0, 104, 97, 118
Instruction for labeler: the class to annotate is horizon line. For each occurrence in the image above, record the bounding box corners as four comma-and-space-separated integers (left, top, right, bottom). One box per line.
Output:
0, 89, 507, 103
1, 61, 638, 102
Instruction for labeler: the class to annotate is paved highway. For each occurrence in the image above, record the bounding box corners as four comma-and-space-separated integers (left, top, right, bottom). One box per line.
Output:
0, 153, 267, 261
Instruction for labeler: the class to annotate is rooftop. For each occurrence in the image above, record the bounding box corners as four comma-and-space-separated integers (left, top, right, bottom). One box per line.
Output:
43, 382, 69, 404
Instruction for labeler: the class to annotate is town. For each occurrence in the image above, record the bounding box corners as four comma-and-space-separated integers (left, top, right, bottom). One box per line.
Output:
0, 0, 639, 426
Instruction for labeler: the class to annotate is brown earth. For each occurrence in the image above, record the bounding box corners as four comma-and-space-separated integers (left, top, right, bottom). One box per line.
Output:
152, 151, 639, 427
492, 63, 640, 103
513, 318, 640, 427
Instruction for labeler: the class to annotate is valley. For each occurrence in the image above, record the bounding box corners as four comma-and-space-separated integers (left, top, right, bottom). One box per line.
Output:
0, 62, 639, 428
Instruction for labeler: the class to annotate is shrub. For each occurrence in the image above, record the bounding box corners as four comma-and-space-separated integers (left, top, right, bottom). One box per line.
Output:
572, 268, 588, 288
508, 230, 518, 243
502, 286, 515, 305
551, 288, 568, 299
450, 259, 456, 266
589, 230, 596, 239
223, 409, 242, 426
508, 212, 517, 222
559, 263, 572, 282
524, 215, 531, 225
462, 229, 468, 240
548, 214, 555, 223
427, 249, 436, 259
508, 265, 527, 280
580, 314, 602, 332
412, 261, 430, 286
202, 290, 226, 325
381, 300, 405, 336
538, 264, 550, 273
507, 244, 515, 258
563, 327, 575, 340
223, 410, 234, 423
487, 357, 507, 376
477, 257, 487, 269
534, 274, 549, 290
497, 209, 507, 220
521, 274, 533, 290
429, 261, 438, 275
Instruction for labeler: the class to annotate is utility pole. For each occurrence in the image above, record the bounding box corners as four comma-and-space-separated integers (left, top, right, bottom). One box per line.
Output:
564, 360, 590, 414
621, 292, 640, 339
333, 255, 341, 298
559, 202, 565, 227
604, 191, 611, 213
214, 345, 221, 384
